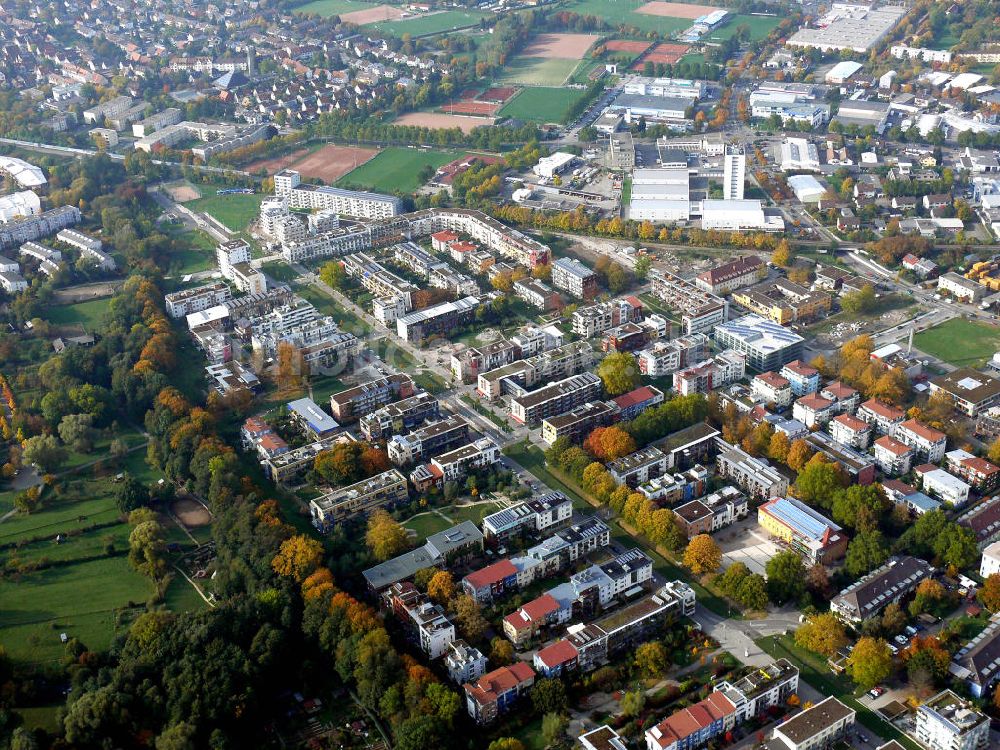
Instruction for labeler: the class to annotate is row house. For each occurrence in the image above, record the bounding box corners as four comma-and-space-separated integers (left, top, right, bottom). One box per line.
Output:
831, 556, 934, 623
829, 413, 873, 450
946, 449, 1000, 494
874, 435, 915, 475
480, 492, 574, 546
645, 692, 737, 750
636, 465, 709, 505
959, 495, 1000, 549
751, 371, 793, 408
895, 419, 947, 464
463, 663, 536, 724
856, 398, 906, 436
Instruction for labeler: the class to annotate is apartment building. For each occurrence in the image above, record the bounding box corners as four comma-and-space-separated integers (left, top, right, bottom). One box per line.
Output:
780, 360, 820, 397
758, 496, 848, 565
915, 465, 970, 508
463, 663, 536, 724
514, 278, 561, 310
857, 398, 906, 436
636, 335, 708, 378
896, 419, 948, 464
695, 255, 766, 295
938, 272, 986, 303
551, 257, 598, 299
572, 297, 644, 337
650, 269, 728, 335
951, 617, 1000, 699
0, 205, 81, 250
804, 431, 876, 486
56, 228, 115, 270
714, 659, 799, 723
768, 697, 855, 750
396, 296, 480, 343
541, 401, 619, 446
830, 556, 934, 623
673, 351, 747, 396
480, 492, 574, 545
716, 442, 789, 500
732, 279, 831, 325
359, 392, 439, 441
342, 252, 418, 313
945, 449, 1000, 494
329, 374, 415, 423
580, 727, 628, 750
874, 435, 915, 475
263, 435, 355, 485
793, 394, 836, 428
393, 591, 455, 659
164, 281, 232, 319
645, 692, 737, 750
608, 446, 670, 487
287, 397, 340, 440
274, 169, 403, 219
612, 385, 665, 421
451, 338, 520, 383
714, 315, 805, 372
363, 522, 484, 593
673, 487, 748, 537
509, 372, 603, 426
913, 690, 989, 750
751, 372, 793, 408
387, 415, 470, 466
929, 368, 1000, 417
444, 641, 488, 686
425, 437, 501, 483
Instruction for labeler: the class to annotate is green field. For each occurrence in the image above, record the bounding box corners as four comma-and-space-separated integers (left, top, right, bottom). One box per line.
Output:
186, 188, 265, 232
44, 297, 112, 328
293, 0, 367, 16
498, 57, 582, 87
167, 228, 217, 275
404, 502, 502, 541
913, 318, 1000, 367
373, 9, 489, 37
709, 14, 781, 41
336, 147, 459, 192
561, 0, 691, 36
498, 87, 590, 124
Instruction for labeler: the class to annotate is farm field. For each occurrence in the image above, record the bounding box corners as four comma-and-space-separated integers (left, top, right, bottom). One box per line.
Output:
44, 297, 111, 329
497, 86, 590, 124
497, 57, 581, 86
520, 32, 599, 59
186, 187, 265, 232
562, 0, 692, 36
372, 9, 488, 37
339, 3, 405, 24
336, 147, 460, 192
913, 318, 1000, 368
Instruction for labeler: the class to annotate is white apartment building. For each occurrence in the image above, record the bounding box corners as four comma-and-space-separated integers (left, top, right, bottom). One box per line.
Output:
770, 697, 855, 750
716, 441, 789, 501
636, 335, 707, 377
917, 467, 971, 509
874, 435, 914, 476
164, 282, 232, 318
274, 169, 403, 220
913, 690, 989, 750
430, 438, 501, 482
0, 271, 27, 293
896, 419, 948, 464
723, 146, 746, 201
751, 372, 793, 408
980, 541, 1000, 579
444, 641, 488, 685
830, 413, 872, 450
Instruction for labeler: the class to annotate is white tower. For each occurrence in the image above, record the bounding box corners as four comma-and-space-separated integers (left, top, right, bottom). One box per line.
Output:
723, 144, 746, 201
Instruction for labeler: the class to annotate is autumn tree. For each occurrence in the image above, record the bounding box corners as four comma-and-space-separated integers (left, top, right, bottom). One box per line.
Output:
597, 352, 641, 396
794, 613, 848, 657
767, 431, 791, 463
683, 534, 722, 575
786, 439, 814, 472
275, 341, 307, 390
366, 510, 409, 562
272, 535, 324, 582
319, 260, 347, 289
902, 636, 950, 688
772, 239, 792, 267
635, 641, 668, 677
490, 637, 514, 666
427, 571, 455, 604
583, 425, 637, 461
452, 594, 488, 642
846, 637, 893, 690
979, 573, 1000, 612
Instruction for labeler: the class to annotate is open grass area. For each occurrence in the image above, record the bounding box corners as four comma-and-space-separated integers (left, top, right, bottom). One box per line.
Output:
561, 0, 692, 36
497, 57, 581, 87
708, 14, 780, 41
0, 556, 153, 666
498, 86, 591, 124
166, 228, 217, 276
757, 634, 921, 750
44, 297, 112, 329
912, 317, 1000, 368
261, 260, 301, 283
186, 188, 265, 232
293, 0, 366, 16
336, 147, 459, 193
404, 501, 502, 541
374, 9, 489, 37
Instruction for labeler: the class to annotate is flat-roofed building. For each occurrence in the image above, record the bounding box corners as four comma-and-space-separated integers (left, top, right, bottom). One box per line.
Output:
732, 279, 831, 326
541, 401, 619, 446
758, 496, 847, 565
427, 437, 500, 484
329, 374, 414, 423
263, 434, 356, 485
287, 397, 340, 439
769, 697, 855, 750
359, 392, 439, 441
913, 690, 989, 750
649, 270, 728, 336
637, 335, 707, 378
714, 659, 799, 723
915, 465, 970, 509
396, 296, 480, 343
509, 372, 603, 426
363, 521, 484, 592
451, 338, 520, 383
929, 368, 1000, 417
551, 257, 598, 300
274, 169, 403, 219
309, 469, 409, 533
831, 556, 934, 623
714, 314, 805, 372
804, 430, 876, 485
716, 441, 789, 500
608, 446, 669, 488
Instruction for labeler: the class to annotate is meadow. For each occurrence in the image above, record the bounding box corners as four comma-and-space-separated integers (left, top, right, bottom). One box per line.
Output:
336, 147, 459, 192
186, 187, 266, 232
373, 9, 488, 37
293, 0, 367, 16
44, 297, 112, 328
497, 87, 590, 124
497, 57, 581, 87
913, 318, 1000, 368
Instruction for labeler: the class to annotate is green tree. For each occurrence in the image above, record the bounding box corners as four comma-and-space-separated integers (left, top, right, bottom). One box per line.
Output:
845, 530, 890, 577
58, 412, 95, 453
766, 551, 805, 605
635, 641, 668, 677
737, 574, 769, 610
620, 689, 646, 718
530, 678, 567, 715
115, 473, 150, 514
846, 637, 892, 690
541, 712, 568, 746
794, 458, 845, 510
128, 520, 167, 580
597, 352, 641, 396
22, 433, 67, 473
841, 284, 877, 315
319, 260, 347, 289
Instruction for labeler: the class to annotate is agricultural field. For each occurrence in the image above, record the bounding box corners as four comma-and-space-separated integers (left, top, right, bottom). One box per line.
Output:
497, 57, 582, 86
913, 318, 1000, 368
246, 143, 378, 182
186, 187, 265, 232
497, 86, 590, 124
44, 297, 112, 329
520, 32, 599, 59
372, 9, 489, 37
336, 147, 460, 192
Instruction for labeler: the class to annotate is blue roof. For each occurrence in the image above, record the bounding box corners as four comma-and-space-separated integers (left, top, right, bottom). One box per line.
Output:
287, 397, 339, 434
907, 492, 941, 513
765, 496, 839, 541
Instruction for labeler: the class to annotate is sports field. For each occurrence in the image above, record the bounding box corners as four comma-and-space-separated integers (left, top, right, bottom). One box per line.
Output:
248, 143, 378, 181
336, 147, 460, 192
562, 0, 692, 36
708, 14, 781, 41
293, 0, 368, 17
44, 297, 111, 328
186, 188, 265, 232
372, 9, 489, 37
498, 57, 581, 86
913, 318, 1000, 368
498, 87, 590, 124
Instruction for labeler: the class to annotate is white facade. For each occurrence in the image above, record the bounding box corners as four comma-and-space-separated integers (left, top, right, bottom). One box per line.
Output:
918, 468, 970, 509
723, 147, 745, 201
780, 138, 821, 171
980, 541, 1000, 579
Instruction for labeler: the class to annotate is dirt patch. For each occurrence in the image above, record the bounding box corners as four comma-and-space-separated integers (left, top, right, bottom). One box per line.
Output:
286, 144, 379, 182
394, 112, 494, 133
340, 4, 405, 24
520, 32, 600, 60
478, 86, 518, 103
605, 40, 653, 54
165, 182, 200, 203
52, 281, 121, 304
633, 42, 690, 68
636, 1, 719, 19
441, 101, 500, 116
172, 498, 212, 528
245, 147, 311, 175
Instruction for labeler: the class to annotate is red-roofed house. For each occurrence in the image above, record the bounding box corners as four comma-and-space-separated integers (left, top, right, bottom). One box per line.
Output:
463, 662, 536, 724
256, 432, 290, 460
431, 230, 459, 252
645, 692, 737, 750
612, 385, 665, 420
896, 419, 947, 463
533, 639, 579, 677
503, 593, 562, 646
830, 413, 872, 450
462, 559, 519, 603
820, 381, 860, 414
874, 435, 915, 475
448, 241, 478, 263
241, 416, 272, 448
793, 394, 835, 428
751, 371, 793, 408
780, 360, 820, 396
857, 398, 906, 436
946, 449, 1000, 493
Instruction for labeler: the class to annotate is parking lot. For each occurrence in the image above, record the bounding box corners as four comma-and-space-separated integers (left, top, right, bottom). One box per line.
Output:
715, 516, 781, 576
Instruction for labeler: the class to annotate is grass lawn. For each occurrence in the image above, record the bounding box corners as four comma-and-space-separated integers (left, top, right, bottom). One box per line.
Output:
758, 634, 921, 750
621, 177, 632, 203
164, 574, 208, 613
0, 556, 153, 666
912, 318, 1000, 368
561, 0, 691, 36
498, 57, 582, 87
186, 188, 265, 232
44, 297, 112, 329
296, 283, 371, 335
261, 260, 301, 283
165, 228, 217, 276
293, 0, 365, 16
708, 14, 780, 42
336, 147, 459, 193
405, 502, 502, 541
374, 9, 489, 37
498, 87, 591, 124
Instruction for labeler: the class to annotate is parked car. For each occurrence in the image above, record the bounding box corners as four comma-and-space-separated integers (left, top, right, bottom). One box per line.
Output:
894, 634, 908, 646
